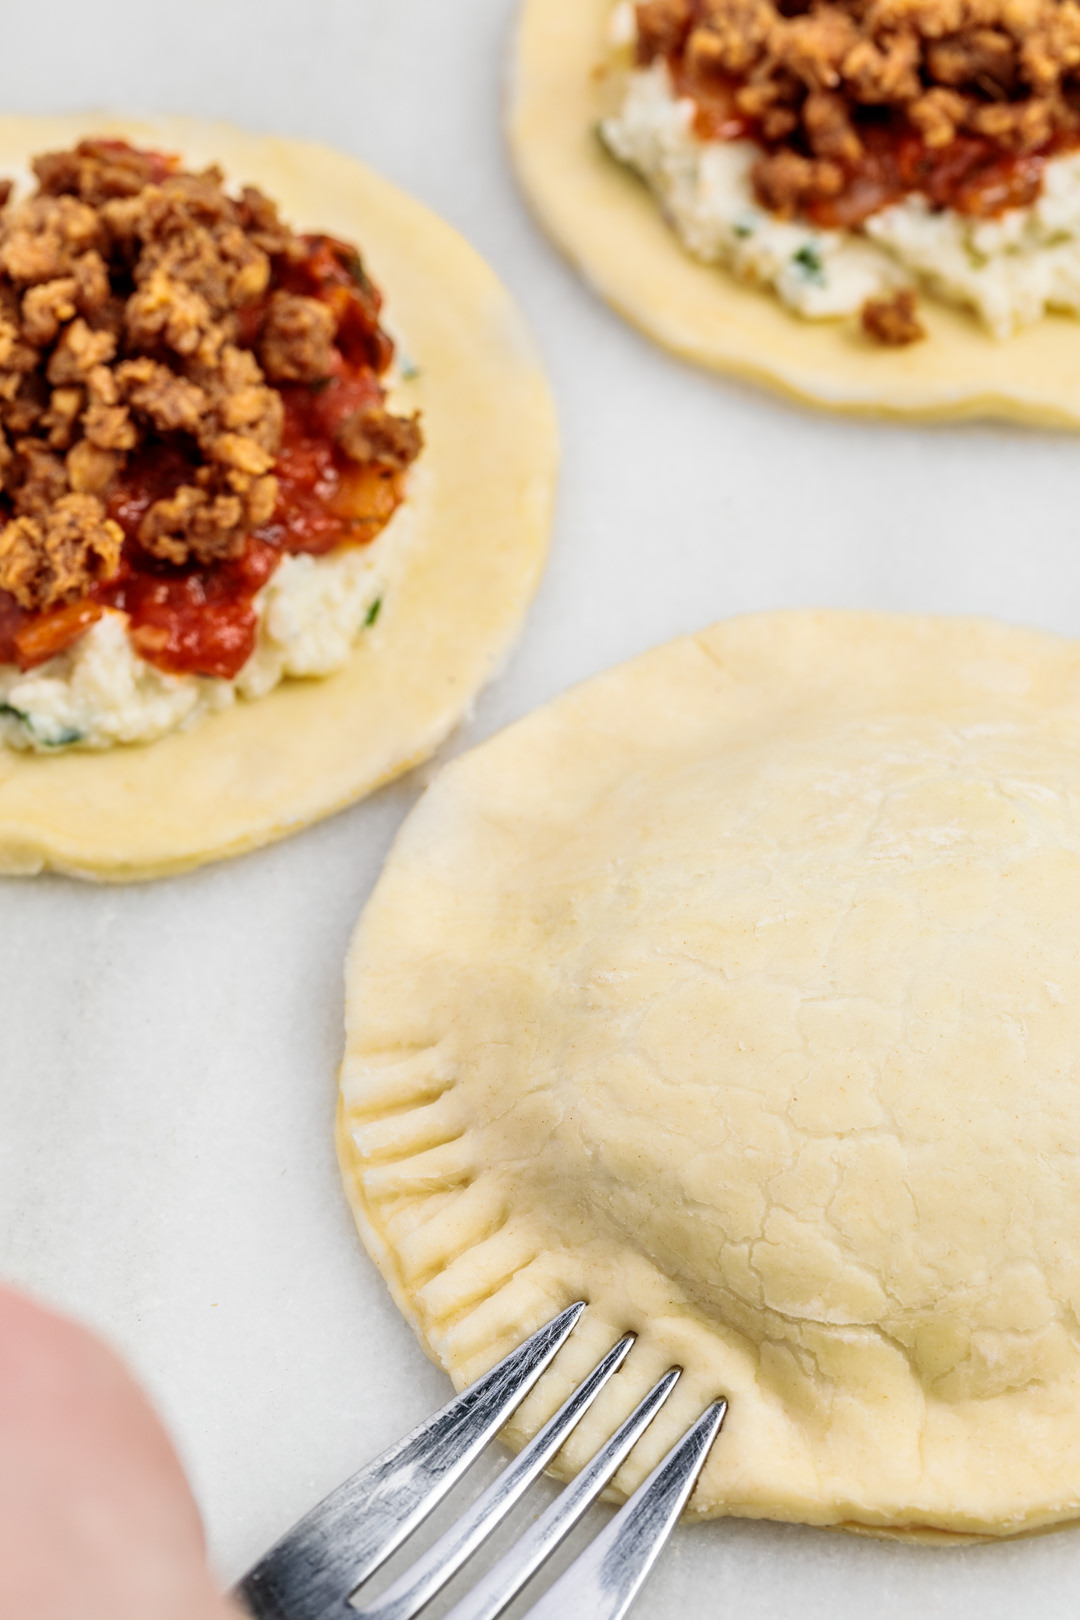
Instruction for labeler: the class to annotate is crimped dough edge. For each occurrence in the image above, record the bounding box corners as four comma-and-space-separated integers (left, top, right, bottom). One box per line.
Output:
509, 0, 1080, 427
0, 113, 557, 880
339, 610, 1080, 1539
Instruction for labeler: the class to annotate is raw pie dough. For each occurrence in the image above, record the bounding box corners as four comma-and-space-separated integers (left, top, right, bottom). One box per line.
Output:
0, 114, 557, 881
340, 610, 1080, 1539
510, 0, 1080, 427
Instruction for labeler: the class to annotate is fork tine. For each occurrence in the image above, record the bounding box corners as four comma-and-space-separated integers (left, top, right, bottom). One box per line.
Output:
441, 1366, 682, 1620
355, 1333, 636, 1620
524, 1398, 728, 1620
234, 1302, 585, 1620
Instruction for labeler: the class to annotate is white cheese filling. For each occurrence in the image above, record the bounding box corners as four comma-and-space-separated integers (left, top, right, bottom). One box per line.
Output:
600, 57, 1080, 338
0, 532, 395, 752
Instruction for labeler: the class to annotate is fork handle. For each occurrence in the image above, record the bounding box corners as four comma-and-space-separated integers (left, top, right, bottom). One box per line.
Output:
233, 1303, 585, 1620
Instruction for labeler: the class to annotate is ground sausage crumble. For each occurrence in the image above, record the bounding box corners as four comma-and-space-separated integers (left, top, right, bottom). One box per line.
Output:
0, 139, 422, 647
633, 0, 1080, 223
860, 285, 927, 341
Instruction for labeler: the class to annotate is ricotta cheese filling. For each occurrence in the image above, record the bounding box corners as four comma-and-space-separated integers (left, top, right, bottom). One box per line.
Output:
601, 55, 1080, 338
0, 532, 394, 752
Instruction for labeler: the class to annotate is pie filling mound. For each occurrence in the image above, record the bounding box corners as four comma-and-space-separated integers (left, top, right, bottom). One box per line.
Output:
0, 138, 423, 750
340, 612, 1080, 1537
601, 0, 1080, 338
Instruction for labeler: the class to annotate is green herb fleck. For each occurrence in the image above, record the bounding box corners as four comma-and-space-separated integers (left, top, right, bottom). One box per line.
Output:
792, 243, 825, 284
398, 355, 422, 382
364, 596, 383, 628
733, 219, 755, 239
0, 701, 82, 748
309, 375, 334, 393
964, 242, 989, 270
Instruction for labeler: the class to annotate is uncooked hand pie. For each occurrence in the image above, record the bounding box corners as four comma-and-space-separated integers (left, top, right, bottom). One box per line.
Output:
0, 115, 556, 880
510, 0, 1080, 425
340, 610, 1080, 1541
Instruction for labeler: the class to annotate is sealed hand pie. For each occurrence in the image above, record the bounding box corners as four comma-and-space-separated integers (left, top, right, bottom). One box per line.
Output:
511, 0, 1080, 425
0, 115, 556, 879
341, 610, 1080, 1540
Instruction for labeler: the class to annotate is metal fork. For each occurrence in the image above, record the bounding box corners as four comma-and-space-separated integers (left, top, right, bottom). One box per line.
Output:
234, 1302, 727, 1620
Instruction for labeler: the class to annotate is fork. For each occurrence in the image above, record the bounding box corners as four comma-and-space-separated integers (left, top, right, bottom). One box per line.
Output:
234, 1301, 727, 1620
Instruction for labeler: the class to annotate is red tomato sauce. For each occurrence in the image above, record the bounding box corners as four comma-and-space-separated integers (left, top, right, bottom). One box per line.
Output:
0, 232, 407, 681
672, 59, 1076, 227
802, 123, 1062, 229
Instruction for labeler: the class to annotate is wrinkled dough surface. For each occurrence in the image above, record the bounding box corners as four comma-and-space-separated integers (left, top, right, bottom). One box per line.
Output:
510, 0, 1080, 426
340, 611, 1080, 1537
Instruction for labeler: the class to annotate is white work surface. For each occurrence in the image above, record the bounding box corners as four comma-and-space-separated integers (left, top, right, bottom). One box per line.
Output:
2, 2, 1080, 1615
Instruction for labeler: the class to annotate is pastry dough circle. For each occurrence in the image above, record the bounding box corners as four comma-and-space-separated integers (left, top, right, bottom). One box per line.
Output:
510, 0, 1080, 428
0, 114, 557, 880
340, 610, 1080, 1539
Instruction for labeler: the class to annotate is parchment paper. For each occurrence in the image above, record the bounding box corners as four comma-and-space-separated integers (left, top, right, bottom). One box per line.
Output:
3, 0, 1080, 1612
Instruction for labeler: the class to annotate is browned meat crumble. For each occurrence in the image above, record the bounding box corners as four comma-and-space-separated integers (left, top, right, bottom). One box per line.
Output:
634, 0, 1080, 222
0, 140, 422, 614
0, 493, 122, 610
860, 285, 926, 341
336, 404, 425, 469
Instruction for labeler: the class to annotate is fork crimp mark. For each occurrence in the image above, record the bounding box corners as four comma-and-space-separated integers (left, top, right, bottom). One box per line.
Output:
233, 1302, 586, 1620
